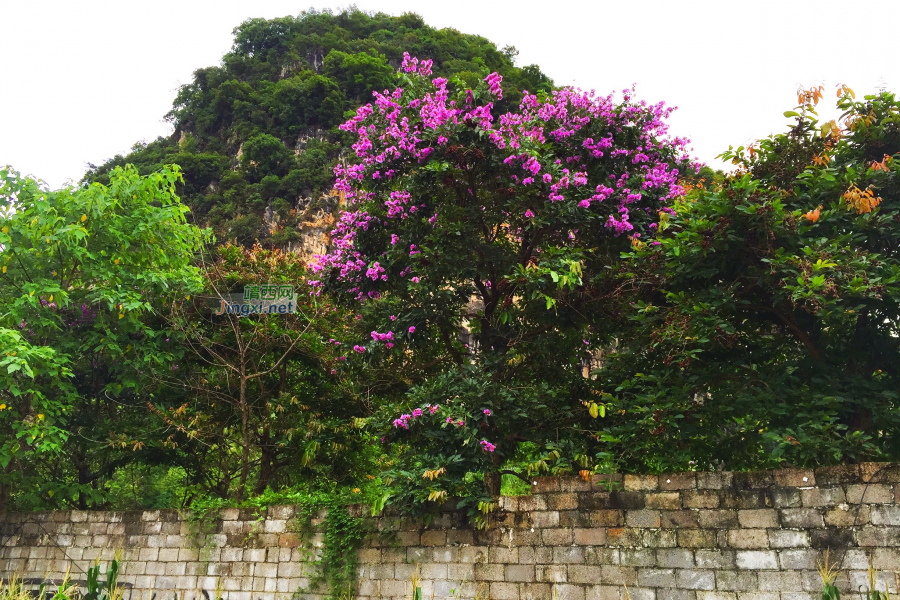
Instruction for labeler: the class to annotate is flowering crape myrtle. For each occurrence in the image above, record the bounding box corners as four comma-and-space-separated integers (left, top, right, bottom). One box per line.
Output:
313, 54, 693, 516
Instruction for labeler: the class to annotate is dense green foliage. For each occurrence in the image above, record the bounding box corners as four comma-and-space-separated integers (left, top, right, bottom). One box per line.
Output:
598, 88, 900, 472
0, 165, 207, 510
85, 8, 552, 247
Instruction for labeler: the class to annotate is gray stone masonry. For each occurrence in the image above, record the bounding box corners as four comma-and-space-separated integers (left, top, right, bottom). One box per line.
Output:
3, 464, 900, 600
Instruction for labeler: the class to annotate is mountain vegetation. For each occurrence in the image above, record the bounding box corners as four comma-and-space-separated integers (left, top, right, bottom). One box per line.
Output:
84, 8, 553, 249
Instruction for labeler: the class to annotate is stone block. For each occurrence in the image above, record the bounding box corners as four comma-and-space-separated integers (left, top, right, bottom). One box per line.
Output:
683, 491, 720, 509
626, 510, 661, 528
726, 529, 768, 549
661, 511, 700, 529
518, 495, 548, 511
814, 465, 860, 486
660, 473, 697, 491
554, 546, 586, 564
574, 528, 608, 546
568, 565, 601, 584
532, 511, 560, 528
775, 469, 816, 488
591, 510, 625, 527
647, 493, 682, 510
758, 571, 802, 591
491, 547, 519, 564
449, 563, 475, 581
676, 570, 715, 590
637, 568, 675, 588
694, 550, 735, 569
628, 588, 657, 600
577, 547, 616, 567
607, 528, 643, 547
809, 528, 855, 549
534, 477, 561, 493
780, 508, 824, 529
768, 529, 809, 548
824, 504, 869, 527
407, 546, 431, 563
800, 487, 846, 507
559, 510, 590, 528
380, 579, 409, 596
697, 472, 732, 490
658, 591, 696, 600
548, 493, 580, 510
769, 487, 802, 508
697, 510, 738, 529
619, 549, 654, 567
657, 549, 694, 569
624, 475, 659, 492
475, 563, 505, 581
871, 548, 900, 570
847, 484, 893, 505
715, 571, 757, 591
610, 492, 646, 510
432, 546, 458, 563
586, 585, 624, 600
420, 530, 446, 546
420, 562, 447, 579
158, 548, 179, 562
677, 529, 717, 549
643, 529, 678, 549
737, 509, 778, 529
776, 549, 818, 570
555, 583, 587, 600
731, 471, 775, 490
503, 564, 535, 582
871, 505, 900, 525
459, 545, 488, 563
737, 594, 780, 600
734, 551, 778, 570
543, 528, 575, 545
523, 583, 554, 600
536, 565, 568, 583
697, 593, 737, 600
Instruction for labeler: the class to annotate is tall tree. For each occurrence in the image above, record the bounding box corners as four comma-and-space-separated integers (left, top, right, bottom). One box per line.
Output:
0, 165, 206, 510
312, 56, 691, 521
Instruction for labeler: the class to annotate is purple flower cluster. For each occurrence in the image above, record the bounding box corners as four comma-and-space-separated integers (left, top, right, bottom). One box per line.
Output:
479, 440, 496, 453
312, 55, 695, 295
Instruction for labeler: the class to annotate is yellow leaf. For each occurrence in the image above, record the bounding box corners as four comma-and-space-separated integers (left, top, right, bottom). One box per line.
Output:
1, 226, 7, 234
81, 214, 87, 222
119, 313, 125, 319
1, 266, 6, 274
589, 402, 599, 419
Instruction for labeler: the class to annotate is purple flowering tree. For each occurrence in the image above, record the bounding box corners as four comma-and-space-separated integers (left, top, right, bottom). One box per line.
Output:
314, 54, 692, 518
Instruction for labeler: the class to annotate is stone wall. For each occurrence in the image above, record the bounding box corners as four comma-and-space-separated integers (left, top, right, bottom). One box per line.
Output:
3, 464, 900, 600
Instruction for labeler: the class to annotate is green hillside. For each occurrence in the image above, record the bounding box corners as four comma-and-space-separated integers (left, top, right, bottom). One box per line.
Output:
85, 8, 553, 248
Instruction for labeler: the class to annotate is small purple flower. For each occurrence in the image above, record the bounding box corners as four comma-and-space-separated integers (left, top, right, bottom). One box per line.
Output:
353, 345, 366, 353
408, 326, 416, 333
412, 408, 423, 418
483, 409, 492, 416
390, 315, 397, 321
479, 440, 496, 452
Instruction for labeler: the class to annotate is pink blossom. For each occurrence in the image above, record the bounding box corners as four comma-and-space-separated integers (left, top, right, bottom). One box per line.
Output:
479, 440, 496, 452
409, 326, 416, 333
525, 209, 535, 218
483, 409, 491, 416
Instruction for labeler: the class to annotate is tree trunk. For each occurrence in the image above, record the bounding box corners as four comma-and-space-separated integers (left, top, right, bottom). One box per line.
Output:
237, 375, 250, 501
484, 471, 501, 497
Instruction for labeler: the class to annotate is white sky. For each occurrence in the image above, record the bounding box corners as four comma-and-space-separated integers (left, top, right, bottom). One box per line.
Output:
2, 0, 897, 189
